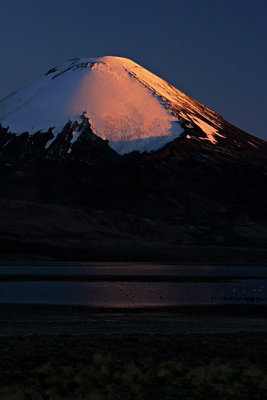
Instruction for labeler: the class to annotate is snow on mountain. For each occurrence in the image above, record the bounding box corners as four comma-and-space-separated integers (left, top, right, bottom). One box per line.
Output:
0, 56, 227, 155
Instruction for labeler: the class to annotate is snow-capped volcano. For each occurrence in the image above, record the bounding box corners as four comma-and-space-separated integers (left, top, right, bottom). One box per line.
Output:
0, 56, 229, 155
0, 57, 267, 260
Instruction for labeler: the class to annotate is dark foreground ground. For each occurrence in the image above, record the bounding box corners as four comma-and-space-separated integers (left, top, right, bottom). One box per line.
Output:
0, 333, 267, 400
0, 305, 267, 400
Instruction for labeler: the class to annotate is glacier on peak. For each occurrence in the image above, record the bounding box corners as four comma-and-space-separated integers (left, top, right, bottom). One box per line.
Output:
0, 56, 224, 155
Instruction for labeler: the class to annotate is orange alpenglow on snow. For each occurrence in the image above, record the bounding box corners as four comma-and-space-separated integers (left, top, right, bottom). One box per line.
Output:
0, 56, 226, 155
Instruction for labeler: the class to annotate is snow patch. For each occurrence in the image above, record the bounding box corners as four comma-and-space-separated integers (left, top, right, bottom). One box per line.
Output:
71, 128, 82, 144
107, 121, 182, 155
247, 140, 258, 149
45, 135, 56, 149
190, 115, 226, 144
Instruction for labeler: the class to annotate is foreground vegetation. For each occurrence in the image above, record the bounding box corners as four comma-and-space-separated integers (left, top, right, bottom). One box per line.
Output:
0, 334, 267, 399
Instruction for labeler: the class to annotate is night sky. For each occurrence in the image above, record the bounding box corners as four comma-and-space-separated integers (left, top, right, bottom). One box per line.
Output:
0, 0, 266, 139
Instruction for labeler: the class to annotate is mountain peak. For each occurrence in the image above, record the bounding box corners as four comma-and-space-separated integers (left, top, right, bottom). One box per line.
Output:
0, 56, 260, 155
45, 56, 140, 76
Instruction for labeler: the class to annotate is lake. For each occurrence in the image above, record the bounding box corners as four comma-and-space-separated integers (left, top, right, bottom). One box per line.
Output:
0, 263, 266, 307
0, 263, 266, 335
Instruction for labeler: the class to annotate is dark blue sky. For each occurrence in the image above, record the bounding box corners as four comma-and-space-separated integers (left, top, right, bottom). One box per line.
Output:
0, 0, 266, 139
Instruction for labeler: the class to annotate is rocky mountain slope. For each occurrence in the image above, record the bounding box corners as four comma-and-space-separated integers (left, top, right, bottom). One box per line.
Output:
0, 57, 266, 261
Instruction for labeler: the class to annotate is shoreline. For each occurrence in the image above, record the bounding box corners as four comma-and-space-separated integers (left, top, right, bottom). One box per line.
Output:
1, 245, 267, 264
1, 303, 267, 337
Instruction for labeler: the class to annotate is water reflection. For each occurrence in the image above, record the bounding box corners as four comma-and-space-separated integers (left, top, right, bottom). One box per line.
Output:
0, 280, 266, 307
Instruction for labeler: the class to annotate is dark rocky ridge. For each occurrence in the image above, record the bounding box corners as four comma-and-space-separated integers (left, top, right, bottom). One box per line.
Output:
0, 115, 267, 262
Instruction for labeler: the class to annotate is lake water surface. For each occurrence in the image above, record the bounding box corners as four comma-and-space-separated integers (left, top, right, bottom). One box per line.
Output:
0, 264, 266, 308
